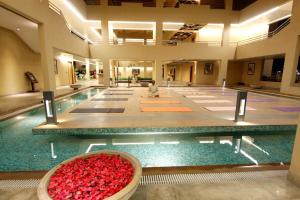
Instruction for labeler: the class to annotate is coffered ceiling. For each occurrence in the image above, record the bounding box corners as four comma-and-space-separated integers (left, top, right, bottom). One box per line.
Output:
83, 0, 258, 10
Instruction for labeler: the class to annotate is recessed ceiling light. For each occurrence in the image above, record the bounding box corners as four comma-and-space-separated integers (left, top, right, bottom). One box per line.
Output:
16, 28, 20, 31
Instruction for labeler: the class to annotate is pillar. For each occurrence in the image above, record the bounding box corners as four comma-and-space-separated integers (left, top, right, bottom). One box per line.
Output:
222, 23, 231, 46
163, 64, 168, 81
85, 59, 90, 80
224, 0, 233, 11
101, 0, 108, 6
102, 58, 110, 87
288, 116, 300, 186
218, 59, 228, 86
193, 61, 198, 84
156, 0, 164, 8
96, 62, 100, 74
154, 59, 163, 85
280, 37, 299, 93
38, 24, 56, 93
101, 19, 109, 44
155, 21, 163, 45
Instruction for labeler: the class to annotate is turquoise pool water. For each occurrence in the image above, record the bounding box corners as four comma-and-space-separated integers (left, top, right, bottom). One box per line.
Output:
0, 88, 296, 171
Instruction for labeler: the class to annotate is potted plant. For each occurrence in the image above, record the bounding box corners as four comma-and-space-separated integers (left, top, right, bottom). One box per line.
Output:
38, 150, 142, 200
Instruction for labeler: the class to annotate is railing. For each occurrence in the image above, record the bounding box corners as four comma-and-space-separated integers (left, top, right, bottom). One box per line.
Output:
161, 40, 237, 47
48, 1, 93, 44
48, 0, 290, 47
107, 40, 156, 46
237, 17, 291, 46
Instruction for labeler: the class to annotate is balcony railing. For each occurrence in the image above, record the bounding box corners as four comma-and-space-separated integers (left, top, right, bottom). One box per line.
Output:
48, 1, 94, 44
161, 40, 237, 47
237, 17, 291, 46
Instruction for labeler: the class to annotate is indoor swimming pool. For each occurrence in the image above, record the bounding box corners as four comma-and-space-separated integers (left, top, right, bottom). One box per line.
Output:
0, 88, 296, 171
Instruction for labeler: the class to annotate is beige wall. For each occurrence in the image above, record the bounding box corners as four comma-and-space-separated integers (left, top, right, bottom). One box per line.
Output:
166, 61, 219, 85
55, 60, 73, 87
0, 27, 43, 96
195, 61, 219, 85
1, 0, 90, 92
226, 61, 243, 85
226, 60, 281, 88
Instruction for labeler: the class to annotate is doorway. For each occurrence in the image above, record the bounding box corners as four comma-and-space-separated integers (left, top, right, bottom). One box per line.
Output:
189, 65, 193, 82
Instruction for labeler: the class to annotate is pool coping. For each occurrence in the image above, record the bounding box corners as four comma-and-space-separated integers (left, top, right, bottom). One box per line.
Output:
32, 124, 297, 136
0, 163, 289, 180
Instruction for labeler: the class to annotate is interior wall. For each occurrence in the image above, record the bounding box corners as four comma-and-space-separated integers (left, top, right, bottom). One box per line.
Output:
226, 61, 243, 85
226, 59, 281, 88
166, 61, 219, 85
195, 61, 219, 85
111, 60, 153, 79
55, 60, 73, 87
0, 27, 43, 96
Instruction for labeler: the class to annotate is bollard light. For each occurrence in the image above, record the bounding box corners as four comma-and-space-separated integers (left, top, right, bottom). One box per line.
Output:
234, 91, 248, 122
43, 91, 57, 124
222, 79, 226, 88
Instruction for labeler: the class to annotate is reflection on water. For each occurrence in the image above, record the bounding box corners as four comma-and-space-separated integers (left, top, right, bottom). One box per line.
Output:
0, 88, 296, 171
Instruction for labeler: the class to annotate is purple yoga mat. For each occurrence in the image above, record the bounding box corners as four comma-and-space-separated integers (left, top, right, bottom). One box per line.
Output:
272, 107, 300, 112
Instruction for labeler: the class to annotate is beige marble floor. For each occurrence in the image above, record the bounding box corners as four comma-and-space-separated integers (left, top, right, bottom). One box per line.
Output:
1, 172, 300, 200
35, 87, 300, 130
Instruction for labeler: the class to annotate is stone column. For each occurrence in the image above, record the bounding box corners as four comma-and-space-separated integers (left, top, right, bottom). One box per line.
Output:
222, 23, 231, 46
96, 62, 100, 74
101, 0, 108, 6
193, 61, 198, 84
102, 58, 110, 87
288, 116, 300, 186
85, 59, 90, 80
163, 64, 168, 81
101, 19, 109, 44
156, 0, 164, 8
217, 59, 228, 86
38, 23, 56, 93
154, 59, 163, 85
224, 0, 233, 11
155, 21, 163, 45
280, 37, 299, 93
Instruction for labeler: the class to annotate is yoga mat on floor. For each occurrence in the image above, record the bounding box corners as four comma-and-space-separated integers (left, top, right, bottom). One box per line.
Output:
70, 108, 125, 113
91, 98, 128, 101
272, 107, 300, 112
140, 100, 181, 104
177, 92, 206, 95
185, 95, 216, 98
141, 107, 192, 112
247, 98, 279, 102
193, 100, 232, 104
204, 106, 256, 111
103, 93, 133, 95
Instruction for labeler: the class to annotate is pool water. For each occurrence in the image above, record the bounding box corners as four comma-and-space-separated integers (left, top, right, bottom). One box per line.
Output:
0, 88, 296, 171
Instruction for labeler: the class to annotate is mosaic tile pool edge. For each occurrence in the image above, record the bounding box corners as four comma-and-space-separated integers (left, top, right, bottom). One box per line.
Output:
32, 125, 297, 136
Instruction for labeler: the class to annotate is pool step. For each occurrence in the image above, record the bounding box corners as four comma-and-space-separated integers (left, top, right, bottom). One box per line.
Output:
0, 170, 288, 189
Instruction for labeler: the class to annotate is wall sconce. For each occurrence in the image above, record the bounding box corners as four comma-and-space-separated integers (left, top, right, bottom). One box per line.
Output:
234, 91, 248, 122
43, 91, 57, 124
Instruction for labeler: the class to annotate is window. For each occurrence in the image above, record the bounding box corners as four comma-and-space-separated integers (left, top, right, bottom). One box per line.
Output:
296, 57, 300, 84
261, 57, 285, 82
